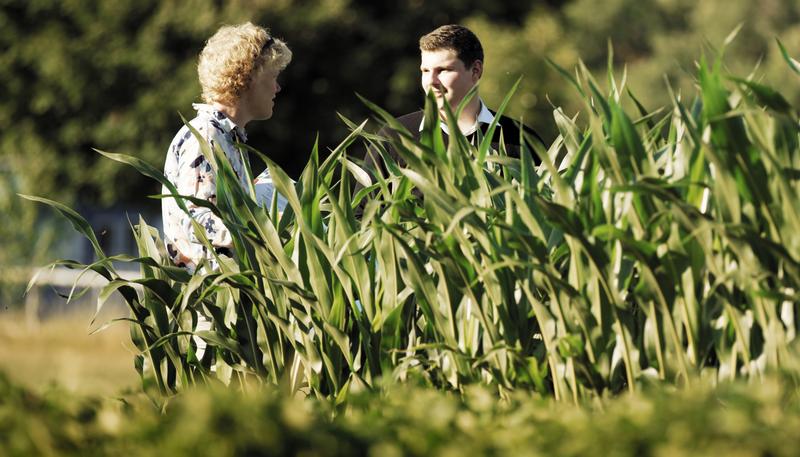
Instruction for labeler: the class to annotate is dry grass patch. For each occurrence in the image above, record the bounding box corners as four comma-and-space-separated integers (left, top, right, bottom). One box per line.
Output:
0, 310, 138, 396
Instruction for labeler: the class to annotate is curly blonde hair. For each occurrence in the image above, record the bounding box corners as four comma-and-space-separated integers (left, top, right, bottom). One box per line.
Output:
198, 22, 292, 106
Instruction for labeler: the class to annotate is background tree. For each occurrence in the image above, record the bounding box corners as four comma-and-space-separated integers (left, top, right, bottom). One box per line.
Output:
1, 0, 799, 271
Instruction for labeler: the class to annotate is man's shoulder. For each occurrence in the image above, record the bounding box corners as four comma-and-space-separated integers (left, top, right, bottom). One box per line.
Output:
489, 110, 545, 147
491, 111, 532, 134
396, 110, 424, 132
376, 110, 423, 139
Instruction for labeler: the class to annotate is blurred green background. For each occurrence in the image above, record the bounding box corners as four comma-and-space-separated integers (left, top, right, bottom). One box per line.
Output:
1, 0, 799, 272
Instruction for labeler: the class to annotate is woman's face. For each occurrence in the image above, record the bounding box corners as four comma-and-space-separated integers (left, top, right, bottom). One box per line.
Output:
242, 66, 281, 121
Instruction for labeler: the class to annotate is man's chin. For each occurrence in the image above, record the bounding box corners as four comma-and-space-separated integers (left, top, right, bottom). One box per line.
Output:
436, 100, 460, 114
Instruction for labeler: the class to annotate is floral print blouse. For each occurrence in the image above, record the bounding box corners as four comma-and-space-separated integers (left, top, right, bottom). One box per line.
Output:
161, 104, 252, 272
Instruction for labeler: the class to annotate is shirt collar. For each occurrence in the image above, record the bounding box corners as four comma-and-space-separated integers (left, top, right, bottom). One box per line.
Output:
418, 99, 496, 136
192, 103, 248, 142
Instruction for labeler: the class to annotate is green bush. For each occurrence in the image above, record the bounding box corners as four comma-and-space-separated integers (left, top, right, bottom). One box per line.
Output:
3, 369, 800, 456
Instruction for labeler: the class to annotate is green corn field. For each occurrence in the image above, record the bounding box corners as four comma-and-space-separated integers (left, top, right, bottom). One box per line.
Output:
22, 42, 800, 409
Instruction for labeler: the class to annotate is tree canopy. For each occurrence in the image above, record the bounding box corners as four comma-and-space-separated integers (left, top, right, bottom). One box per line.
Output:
2, 0, 799, 205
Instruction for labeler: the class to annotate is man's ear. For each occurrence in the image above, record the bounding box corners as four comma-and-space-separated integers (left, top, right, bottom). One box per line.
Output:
471, 60, 483, 82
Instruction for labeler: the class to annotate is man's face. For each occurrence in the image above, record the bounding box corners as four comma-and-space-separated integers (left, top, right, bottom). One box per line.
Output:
420, 48, 481, 111
243, 66, 282, 121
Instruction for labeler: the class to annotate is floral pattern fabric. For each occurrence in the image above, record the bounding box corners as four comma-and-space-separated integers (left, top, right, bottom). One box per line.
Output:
161, 103, 251, 272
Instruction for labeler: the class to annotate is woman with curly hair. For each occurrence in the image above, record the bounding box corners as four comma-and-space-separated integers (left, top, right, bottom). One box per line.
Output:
162, 22, 291, 272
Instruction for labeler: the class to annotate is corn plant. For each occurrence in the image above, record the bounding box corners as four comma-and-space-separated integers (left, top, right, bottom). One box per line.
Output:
23, 42, 800, 404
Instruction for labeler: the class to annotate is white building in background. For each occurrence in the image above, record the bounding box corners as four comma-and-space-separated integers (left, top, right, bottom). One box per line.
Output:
59, 204, 162, 264
25, 204, 161, 320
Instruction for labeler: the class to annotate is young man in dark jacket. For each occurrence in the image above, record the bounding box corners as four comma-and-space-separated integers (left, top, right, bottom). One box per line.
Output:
368, 24, 545, 173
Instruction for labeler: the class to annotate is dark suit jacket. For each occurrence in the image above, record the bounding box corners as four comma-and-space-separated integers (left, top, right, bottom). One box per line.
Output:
367, 109, 544, 175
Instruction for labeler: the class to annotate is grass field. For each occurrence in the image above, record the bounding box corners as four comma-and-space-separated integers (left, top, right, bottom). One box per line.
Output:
0, 308, 138, 396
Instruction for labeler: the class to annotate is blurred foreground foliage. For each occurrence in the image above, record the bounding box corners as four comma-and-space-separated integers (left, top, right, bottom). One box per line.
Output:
2, 368, 800, 457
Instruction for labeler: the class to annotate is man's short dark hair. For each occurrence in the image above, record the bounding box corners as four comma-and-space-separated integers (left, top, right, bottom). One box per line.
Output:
419, 24, 484, 67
